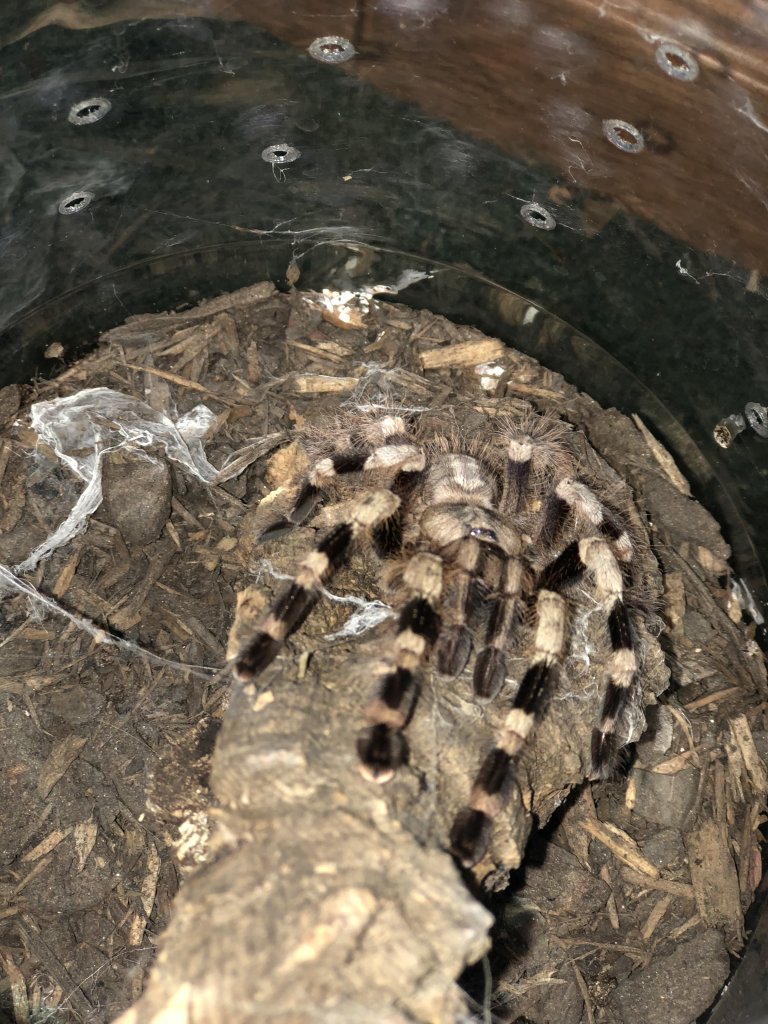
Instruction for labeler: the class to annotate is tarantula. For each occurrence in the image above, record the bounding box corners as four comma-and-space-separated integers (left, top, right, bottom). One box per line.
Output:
231, 410, 641, 867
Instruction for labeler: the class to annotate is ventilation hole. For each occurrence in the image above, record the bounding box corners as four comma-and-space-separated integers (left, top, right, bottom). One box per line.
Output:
261, 143, 300, 166
68, 96, 112, 125
655, 42, 699, 82
520, 202, 556, 231
745, 402, 768, 438
308, 35, 356, 63
602, 118, 645, 154
58, 190, 95, 215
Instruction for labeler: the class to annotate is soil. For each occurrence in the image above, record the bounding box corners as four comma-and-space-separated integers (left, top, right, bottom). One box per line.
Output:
0, 280, 765, 1024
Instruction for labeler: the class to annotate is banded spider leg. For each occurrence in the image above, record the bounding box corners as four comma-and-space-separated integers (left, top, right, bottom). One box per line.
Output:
451, 533, 638, 867
233, 488, 401, 682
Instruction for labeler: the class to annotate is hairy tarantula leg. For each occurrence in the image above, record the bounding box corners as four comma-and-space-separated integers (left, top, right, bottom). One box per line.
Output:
357, 552, 443, 783
536, 538, 586, 591
578, 537, 638, 777
259, 421, 426, 543
538, 537, 638, 777
538, 478, 633, 561
473, 557, 526, 700
258, 451, 372, 543
451, 589, 567, 868
505, 436, 534, 513
434, 538, 481, 677
234, 489, 401, 682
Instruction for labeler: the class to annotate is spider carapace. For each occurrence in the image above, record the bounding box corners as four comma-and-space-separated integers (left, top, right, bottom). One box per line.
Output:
232, 410, 641, 867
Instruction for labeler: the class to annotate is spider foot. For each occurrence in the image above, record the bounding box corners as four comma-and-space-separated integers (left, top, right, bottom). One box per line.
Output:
234, 633, 282, 682
450, 808, 491, 868
473, 647, 507, 700
357, 724, 407, 783
435, 626, 472, 677
589, 727, 619, 780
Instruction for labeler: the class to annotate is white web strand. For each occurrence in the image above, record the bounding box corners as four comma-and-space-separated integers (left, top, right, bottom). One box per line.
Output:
0, 564, 218, 679
15, 387, 274, 575
256, 558, 394, 640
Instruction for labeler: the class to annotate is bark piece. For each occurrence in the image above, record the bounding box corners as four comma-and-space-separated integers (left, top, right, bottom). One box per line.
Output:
115, 673, 492, 1024
685, 820, 744, 949
609, 929, 730, 1024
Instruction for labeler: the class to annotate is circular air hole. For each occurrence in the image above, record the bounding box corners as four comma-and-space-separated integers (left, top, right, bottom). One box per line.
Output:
602, 118, 645, 154
655, 42, 699, 82
745, 402, 768, 438
68, 96, 112, 125
261, 143, 301, 166
58, 190, 95, 215
520, 202, 556, 231
308, 36, 356, 64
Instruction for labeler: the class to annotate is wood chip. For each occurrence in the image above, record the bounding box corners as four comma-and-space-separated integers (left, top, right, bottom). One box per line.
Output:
51, 548, 81, 598
571, 962, 595, 1024
695, 545, 730, 576
620, 868, 695, 900
290, 374, 359, 393
668, 913, 702, 940
129, 843, 163, 946
640, 894, 673, 941
581, 820, 660, 878
685, 820, 744, 944
288, 340, 351, 364
21, 826, 72, 863
599, 865, 620, 930
320, 307, 366, 330
214, 435, 284, 484
736, 801, 763, 899
650, 750, 698, 774
73, 820, 99, 872
36, 735, 88, 799
725, 737, 746, 803
683, 686, 742, 711
0, 953, 29, 1024
13, 854, 54, 896
729, 713, 768, 794
122, 361, 219, 395
419, 337, 506, 369
562, 787, 599, 869
667, 705, 699, 764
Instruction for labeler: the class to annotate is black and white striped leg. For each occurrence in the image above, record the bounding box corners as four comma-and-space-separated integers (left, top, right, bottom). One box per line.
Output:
473, 556, 526, 700
505, 437, 534, 513
578, 537, 638, 777
234, 489, 401, 682
357, 552, 443, 783
450, 589, 567, 867
538, 478, 633, 562
258, 451, 369, 543
536, 538, 586, 592
538, 535, 638, 778
259, 417, 426, 542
